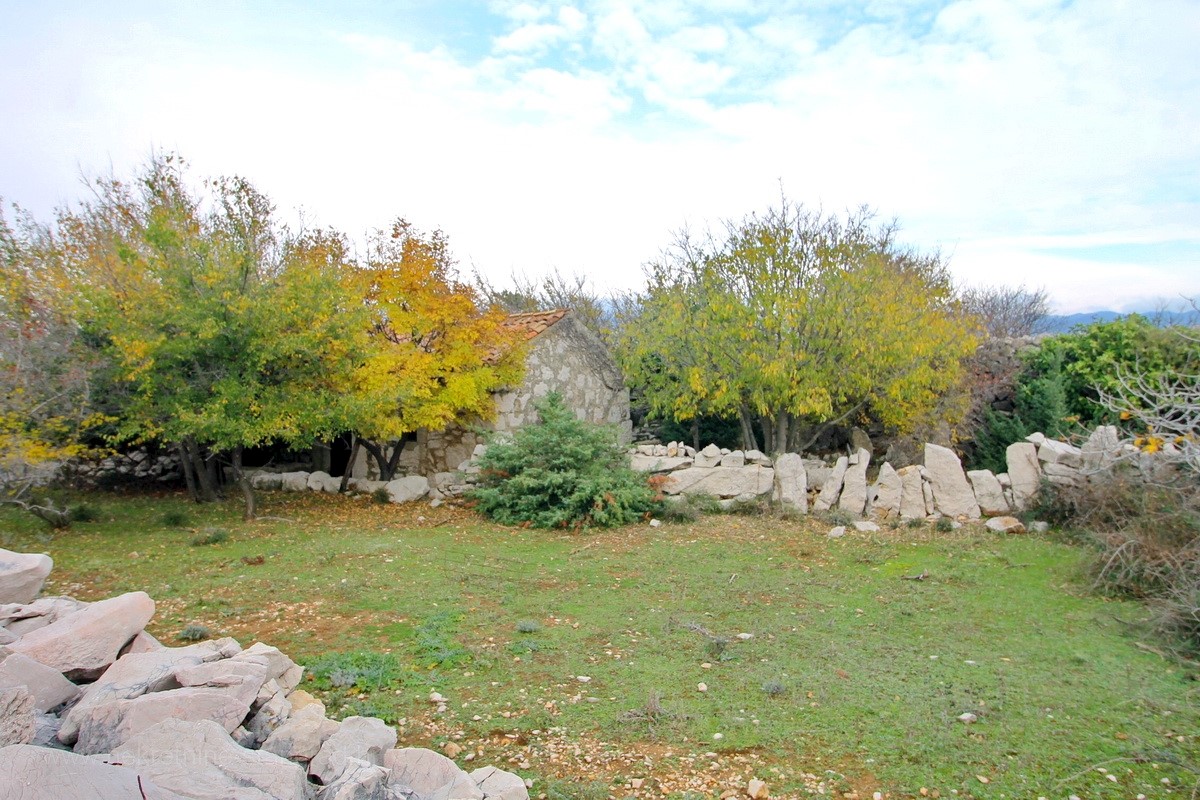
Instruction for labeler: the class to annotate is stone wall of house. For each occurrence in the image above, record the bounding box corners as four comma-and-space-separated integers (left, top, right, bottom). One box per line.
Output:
347, 313, 633, 479
492, 315, 631, 438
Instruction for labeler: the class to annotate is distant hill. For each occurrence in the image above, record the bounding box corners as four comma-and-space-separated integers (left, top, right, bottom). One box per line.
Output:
1041, 309, 1199, 334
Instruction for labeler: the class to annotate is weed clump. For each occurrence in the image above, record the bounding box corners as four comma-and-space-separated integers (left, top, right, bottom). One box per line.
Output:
68, 503, 100, 523
762, 680, 787, 697
823, 508, 855, 527
515, 619, 542, 634
655, 494, 720, 523
372, 486, 391, 505
308, 651, 408, 691
178, 624, 212, 641
470, 392, 656, 529
160, 509, 190, 527
190, 527, 229, 546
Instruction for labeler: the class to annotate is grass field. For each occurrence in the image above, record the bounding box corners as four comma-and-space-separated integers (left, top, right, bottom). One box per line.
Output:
2, 490, 1197, 799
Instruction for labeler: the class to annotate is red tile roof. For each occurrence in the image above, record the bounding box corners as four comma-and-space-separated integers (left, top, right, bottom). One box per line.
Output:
501, 309, 569, 341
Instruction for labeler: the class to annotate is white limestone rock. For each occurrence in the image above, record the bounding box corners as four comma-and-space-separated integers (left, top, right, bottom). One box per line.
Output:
896, 465, 926, 520
109, 719, 307, 800
238, 642, 303, 691
1081, 425, 1122, 472
1005, 442, 1041, 511
838, 448, 871, 516
813, 456, 850, 513
386, 476, 430, 504
1038, 439, 1083, 469
10, 591, 155, 681
680, 465, 775, 499
471, 765, 531, 800
693, 444, 723, 468
0, 596, 88, 637
720, 450, 746, 467
309, 715, 397, 785
0, 549, 52, 605
0, 686, 35, 746
966, 470, 1010, 517
250, 471, 284, 490
923, 444, 981, 519
279, 471, 311, 492
263, 704, 341, 763
0, 651, 78, 712
73, 685, 255, 755
744, 449, 772, 466
317, 757, 390, 800
384, 747, 484, 799
0, 744, 187, 800
629, 455, 692, 473
59, 638, 241, 744
985, 516, 1027, 534
772, 452, 808, 513
871, 463, 902, 519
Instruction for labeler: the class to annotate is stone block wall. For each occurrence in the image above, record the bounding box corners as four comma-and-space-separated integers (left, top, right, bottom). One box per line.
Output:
624, 426, 1133, 521
491, 314, 631, 439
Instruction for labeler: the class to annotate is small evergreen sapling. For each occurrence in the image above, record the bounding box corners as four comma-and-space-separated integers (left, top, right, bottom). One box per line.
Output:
470, 393, 655, 528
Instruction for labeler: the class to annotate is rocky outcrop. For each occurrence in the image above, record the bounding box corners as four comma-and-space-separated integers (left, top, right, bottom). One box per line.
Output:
0, 554, 532, 800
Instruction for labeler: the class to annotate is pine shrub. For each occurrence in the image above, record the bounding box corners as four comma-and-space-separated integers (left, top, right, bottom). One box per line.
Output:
470, 392, 655, 528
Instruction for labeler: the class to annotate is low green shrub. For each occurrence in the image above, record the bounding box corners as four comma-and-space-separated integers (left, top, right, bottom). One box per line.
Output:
307, 651, 409, 691
68, 503, 100, 523
470, 392, 656, 529
190, 527, 229, 546
160, 509, 190, 528
178, 624, 212, 641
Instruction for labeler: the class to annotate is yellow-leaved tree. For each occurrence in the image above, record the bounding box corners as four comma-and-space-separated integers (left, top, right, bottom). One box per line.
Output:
0, 203, 102, 525
618, 199, 979, 454
348, 220, 526, 481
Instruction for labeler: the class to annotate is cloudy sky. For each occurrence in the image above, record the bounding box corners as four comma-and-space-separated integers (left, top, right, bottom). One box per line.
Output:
2, 0, 1197, 313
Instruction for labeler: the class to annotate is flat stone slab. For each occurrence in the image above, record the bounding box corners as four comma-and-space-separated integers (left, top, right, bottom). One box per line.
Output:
10, 592, 155, 681
0, 743, 187, 799
0, 549, 52, 606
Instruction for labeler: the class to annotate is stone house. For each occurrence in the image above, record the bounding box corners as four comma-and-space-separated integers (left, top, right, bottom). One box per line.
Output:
349, 309, 631, 478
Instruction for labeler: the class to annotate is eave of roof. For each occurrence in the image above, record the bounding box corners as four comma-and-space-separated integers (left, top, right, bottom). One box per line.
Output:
501, 309, 569, 342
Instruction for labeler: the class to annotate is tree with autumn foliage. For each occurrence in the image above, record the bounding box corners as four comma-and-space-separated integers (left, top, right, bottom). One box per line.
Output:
618, 199, 979, 454
0, 204, 102, 525
348, 220, 525, 481
56, 157, 374, 518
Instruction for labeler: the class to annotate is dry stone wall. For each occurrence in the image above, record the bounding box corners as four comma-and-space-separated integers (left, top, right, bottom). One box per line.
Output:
0, 552, 531, 800
626, 426, 1131, 522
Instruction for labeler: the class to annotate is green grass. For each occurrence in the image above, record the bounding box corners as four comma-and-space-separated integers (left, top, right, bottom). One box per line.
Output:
2, 490, 1197, 799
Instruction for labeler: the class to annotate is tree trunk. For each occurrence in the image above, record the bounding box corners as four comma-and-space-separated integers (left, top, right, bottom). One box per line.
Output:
690, 418, 700, 452
231, 446, 256, 521
360, 434, 415, 482
184, 437, 219, 502
737, 406, 760, 452
360, 439, 390, 482
339, 437, 360, 493
758, 416, 774, 455
773, 412, 790, 457
177, 442, 199, 502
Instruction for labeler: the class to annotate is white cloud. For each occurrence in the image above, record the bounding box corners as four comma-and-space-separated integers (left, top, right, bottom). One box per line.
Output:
1, 1, 1197, 313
